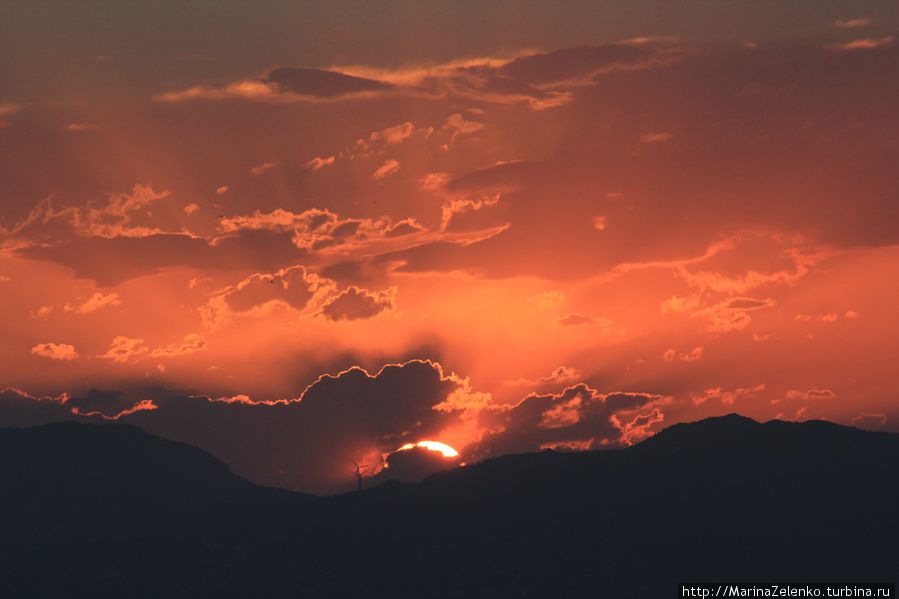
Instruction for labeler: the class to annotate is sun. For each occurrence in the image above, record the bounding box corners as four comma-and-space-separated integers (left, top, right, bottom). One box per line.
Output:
396, 440, 460, 458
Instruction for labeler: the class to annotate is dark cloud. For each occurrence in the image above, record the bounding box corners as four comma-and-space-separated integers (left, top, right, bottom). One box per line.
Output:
471, 384, 665, 456
557, 313, 607, 327
17, 230, 305, 286
724, 298, 775, 310
851, 412, 888, 429
265, 67, 392, 97
0, 361, 468, 494
384, 219, 424, 238
0, 388, 75, 428
498, 44, 650, 85
319, 286, 396, 321
317, 260, 378, 285
224, 265, 326, 312
18, 234, 213, 285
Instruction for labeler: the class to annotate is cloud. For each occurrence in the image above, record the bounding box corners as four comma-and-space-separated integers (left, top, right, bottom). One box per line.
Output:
473, 384, 667, 456
0, 359, 474, 493
785, 388, 836, 401
610, 408, 665, 445
17, 233, 221, 286
505, 365, 583, 387
851, 412, 887, 428
64, 122, 96, 132
372, 159, 400, 180
249, 161, 278, 176
497, 43, 652, 86
71, 398, 159, 420
201, 265, 334, 327
149, 334, 208, 358
226, 265, 329, 312
639, 131, 673, 144
420, 172, 451, 191
2, 183, 171, 246
217, 207, 429, 255
440, 195, 502, 231
265, 67, 392, 97
528, 290, 565, 310
660, 295, 700, 314
31, 343, 79, 361
319, 286, 396, 321
835, 18, 873, 29
64, 292, 121, 314
384, 218, 424, 237
369, 121, 416, 145
183, 203, 199, 215
101, 334, 207, 364
31, 305, 53, 319
693, 297, 775, 333
444, 112, 484, 142
663, 347, 703, 363
691, 384, 766, 406
0, 103, 20, 116
829, 37, 894, 51
154, 43, 669, 112
303, 155, 336, 171
215, 185, 229, 195
156, 67, 393, 103
0, 387, 74, 427
101, 336, 149, 363
0, 103, 19, 127
794, 313, 839, 323
556, 313, 610, 327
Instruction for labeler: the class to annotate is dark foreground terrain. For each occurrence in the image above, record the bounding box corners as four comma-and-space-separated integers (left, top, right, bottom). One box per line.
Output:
2, 415, 897, 597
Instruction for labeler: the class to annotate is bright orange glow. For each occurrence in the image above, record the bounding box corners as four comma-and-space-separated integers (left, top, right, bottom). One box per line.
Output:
397, 441, 460, 458
2, 9, 898, 494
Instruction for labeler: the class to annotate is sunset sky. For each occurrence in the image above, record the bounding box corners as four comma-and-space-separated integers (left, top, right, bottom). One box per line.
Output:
2, 1, 898, 493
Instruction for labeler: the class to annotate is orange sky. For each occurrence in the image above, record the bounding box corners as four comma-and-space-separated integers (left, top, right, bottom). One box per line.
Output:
1, 2, 898, 493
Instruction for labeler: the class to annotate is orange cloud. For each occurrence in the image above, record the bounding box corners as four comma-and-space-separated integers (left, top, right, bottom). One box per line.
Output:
691, 384, 765, 406
0, 102, 20, 116
31, 343, 79, 361
249, 161, 278, 176
829, 37, 894, 51
664, 347, 704, 363
64, 292, 121, 314
835, 17, 873, 29
304, 155, 336, 171
101, 334, 206, 363
785, 388, 836, 401
505, 365, 583, 387
372, 159, 400, 180
639, 131, 673, 144
693, 297, 775, 333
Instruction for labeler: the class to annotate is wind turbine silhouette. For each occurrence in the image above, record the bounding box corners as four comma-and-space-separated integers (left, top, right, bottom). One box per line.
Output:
351, 460, 369, 492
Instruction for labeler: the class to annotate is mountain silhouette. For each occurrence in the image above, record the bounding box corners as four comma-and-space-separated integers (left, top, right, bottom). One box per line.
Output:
0, 421, 308, 551
3, 415, 897, 597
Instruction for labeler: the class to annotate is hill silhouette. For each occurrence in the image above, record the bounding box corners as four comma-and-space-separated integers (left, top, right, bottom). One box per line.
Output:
0, 421, 308, 551
3, 415, 897, 597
